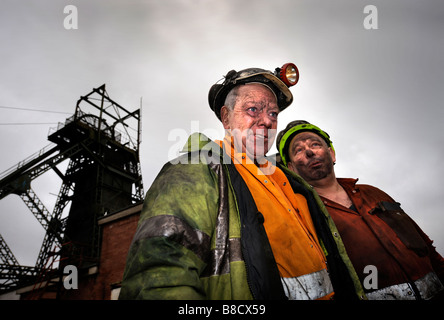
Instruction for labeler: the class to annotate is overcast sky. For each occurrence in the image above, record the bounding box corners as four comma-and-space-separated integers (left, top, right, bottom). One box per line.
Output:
1, 0, 443, 269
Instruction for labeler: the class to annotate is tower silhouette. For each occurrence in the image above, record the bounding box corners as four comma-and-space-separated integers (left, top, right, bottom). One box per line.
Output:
0, 85, 144, 294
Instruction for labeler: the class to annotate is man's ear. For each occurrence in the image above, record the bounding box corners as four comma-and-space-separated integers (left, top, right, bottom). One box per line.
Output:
329, 147, 336, 164
220, 106, 230, 129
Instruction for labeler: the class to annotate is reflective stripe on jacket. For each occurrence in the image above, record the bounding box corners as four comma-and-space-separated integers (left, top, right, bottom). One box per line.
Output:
281, 269, 334, 299
366, 272, 443, 300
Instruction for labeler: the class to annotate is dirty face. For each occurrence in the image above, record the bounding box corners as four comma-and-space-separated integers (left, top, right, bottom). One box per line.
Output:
220, 83, 279, 162
287, 131, 336, 183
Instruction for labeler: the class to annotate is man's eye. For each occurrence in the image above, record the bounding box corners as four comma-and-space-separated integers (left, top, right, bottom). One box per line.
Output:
247, 107, 258, 113
269, 111, 278, 119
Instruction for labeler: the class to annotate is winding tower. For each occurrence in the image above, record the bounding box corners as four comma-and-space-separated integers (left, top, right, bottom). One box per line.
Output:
0, 85, 144, 295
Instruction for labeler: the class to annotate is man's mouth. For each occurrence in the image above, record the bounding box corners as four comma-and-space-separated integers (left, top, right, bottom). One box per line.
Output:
254, 134, 268, 140
309, 160, 322, 169
248, 131, 269, 142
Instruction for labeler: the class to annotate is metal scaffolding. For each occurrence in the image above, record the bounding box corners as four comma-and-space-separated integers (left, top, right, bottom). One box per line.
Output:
0, 85, 144, 295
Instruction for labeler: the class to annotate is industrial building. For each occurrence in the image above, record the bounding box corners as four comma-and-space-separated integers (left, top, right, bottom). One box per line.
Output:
0, 85, 144, 300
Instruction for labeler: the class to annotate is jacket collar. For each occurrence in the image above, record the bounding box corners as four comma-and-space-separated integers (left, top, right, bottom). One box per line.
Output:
336, 178, 359, 190
181, 132, 223, 155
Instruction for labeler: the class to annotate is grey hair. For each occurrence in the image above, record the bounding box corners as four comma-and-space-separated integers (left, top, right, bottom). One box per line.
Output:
223, 86, 240, 111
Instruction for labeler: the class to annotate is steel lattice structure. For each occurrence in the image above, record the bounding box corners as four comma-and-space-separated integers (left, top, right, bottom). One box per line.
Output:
0, 85, 144, 294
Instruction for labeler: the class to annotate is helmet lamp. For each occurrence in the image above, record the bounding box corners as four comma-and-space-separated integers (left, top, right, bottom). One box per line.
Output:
277, 63, 299, 87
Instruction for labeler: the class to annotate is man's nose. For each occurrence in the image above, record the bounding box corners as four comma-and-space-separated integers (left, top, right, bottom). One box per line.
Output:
257, 111, 273, 128
305, 148, 314, 157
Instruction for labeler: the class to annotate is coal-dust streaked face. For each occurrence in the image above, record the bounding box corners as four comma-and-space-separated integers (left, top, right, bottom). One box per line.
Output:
287, 131, 336, 183
220, 83, 279, 162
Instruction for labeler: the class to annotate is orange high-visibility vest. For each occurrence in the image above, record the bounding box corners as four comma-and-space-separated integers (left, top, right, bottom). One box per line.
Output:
220, 137, 333, 299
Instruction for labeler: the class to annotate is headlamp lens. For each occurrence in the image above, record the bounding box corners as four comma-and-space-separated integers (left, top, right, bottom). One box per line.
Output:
279, 63, 299, 87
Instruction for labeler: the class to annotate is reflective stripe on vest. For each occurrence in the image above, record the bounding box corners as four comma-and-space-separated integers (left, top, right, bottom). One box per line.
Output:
281, 268, 333, 300
366, 271, 444, 300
